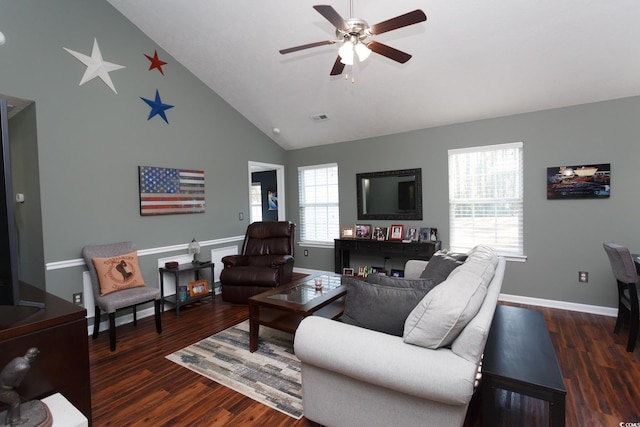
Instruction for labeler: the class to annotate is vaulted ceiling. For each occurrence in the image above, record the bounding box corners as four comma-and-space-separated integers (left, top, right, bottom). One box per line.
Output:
107, 0, 640, 150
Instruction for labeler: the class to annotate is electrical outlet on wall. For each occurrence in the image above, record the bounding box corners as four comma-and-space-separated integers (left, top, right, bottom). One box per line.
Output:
578, 271, 588, 283
73, 292, 83, 305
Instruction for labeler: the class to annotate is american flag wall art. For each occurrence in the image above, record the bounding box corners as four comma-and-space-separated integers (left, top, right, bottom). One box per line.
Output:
139, 166, 205, 215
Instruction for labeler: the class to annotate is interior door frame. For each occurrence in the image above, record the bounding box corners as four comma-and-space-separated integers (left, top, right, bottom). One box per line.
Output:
248, 161, 285, 222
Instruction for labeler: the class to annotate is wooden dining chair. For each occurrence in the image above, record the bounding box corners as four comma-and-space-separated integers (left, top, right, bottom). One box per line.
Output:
603, 241, 640, 352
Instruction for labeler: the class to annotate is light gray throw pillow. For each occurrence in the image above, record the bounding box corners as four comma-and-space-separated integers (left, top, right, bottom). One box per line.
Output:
403, 245, 497, 349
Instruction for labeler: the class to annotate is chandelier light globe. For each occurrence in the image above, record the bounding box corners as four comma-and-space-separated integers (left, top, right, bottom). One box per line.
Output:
354, 42, 371, 61
338, 41, 354, 65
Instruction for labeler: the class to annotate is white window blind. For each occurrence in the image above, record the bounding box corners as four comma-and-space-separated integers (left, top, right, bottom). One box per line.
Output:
448, 142, 523, 256
298, 163, 339, 244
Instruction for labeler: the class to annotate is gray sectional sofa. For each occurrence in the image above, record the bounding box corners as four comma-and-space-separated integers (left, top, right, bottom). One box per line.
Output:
294, 245, 505, 427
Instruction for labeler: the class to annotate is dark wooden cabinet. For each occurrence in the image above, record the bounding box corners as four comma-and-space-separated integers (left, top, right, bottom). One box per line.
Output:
334, 238, 441, 273
0, 282, 92, 424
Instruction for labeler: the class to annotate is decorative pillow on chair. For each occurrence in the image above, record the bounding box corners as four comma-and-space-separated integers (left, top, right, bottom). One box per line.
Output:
341, 276, 436, 337
419, 250, 467, 285
92, 251, 146, 296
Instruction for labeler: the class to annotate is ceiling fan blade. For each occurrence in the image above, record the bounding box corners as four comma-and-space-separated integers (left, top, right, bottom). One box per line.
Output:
367, 41, 412, 64
279, 40, 335, 55
313, 5, 349, 31
369, 9, 427, 35
330, 56, 345, 76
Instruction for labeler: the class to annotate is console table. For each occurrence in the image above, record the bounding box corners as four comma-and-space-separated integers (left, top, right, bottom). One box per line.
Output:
0, 282, 92, 424
482, 305, 566, 427
159, 261, 215, 317
334, 238, 441, 274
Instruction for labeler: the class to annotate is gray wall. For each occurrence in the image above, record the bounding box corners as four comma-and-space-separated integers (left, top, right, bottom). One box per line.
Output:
286, 96, 640, 309
0, 0, 286, 301
2, 0, 638, 312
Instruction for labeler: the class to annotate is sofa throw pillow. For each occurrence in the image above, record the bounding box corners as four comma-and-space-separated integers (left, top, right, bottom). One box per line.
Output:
92, 251, 145, 296
419, 250, 467, 285
404, 247, 497, 349
341, 276, 436, 337
365, 274, 439, 292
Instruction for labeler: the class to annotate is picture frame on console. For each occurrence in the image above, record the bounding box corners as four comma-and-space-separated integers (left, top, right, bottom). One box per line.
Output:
342, 267, 354, 276
419, 227, 438, 242
390, 269, 404, 277
372, 226, 388, 241
355, 224, 372, 239
341, 227, 355, 239
389, 224, 404, 241
188, 279, 208, 297
371, 266, 387, 276
404, 227, 419, 242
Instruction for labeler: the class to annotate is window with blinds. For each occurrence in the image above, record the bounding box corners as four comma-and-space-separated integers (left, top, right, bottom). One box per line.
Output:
448, 142, 523, 257
250, 182, 262, 223
298, 163, 339, 244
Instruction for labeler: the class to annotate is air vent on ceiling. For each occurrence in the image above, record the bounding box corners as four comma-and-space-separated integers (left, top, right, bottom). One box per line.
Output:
311, 114, 330, 122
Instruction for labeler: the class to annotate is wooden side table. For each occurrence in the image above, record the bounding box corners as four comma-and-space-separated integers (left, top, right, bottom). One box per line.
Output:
482, 305, 566, 427
159, 261, 214, 316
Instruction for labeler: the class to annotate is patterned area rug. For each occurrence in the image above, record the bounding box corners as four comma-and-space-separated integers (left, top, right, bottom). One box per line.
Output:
166, 320, 302, 419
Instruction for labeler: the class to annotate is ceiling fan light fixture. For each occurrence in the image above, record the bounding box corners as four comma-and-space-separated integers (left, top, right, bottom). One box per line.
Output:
354, 42, 371, 61
338, 41, 354, 65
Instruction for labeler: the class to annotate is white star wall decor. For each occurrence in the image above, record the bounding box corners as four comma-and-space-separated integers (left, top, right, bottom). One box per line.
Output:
64, 38, 125, 94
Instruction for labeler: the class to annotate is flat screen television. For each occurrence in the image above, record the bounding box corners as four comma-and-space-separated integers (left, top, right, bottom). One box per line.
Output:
0, 98, 21, 307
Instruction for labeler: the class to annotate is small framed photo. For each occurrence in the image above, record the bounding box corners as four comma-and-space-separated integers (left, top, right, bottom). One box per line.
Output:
389, 224, 404, 241
188, 279, 209, 297
404, 227, 419, 242
419, 228, 431, 242
370, 266, 388, 276
355, 224, 372, 239
428, 228, 438, 241
390, 269, 404, 278
341, 226, 355, 239
372, 226, 389, 241
342, 267, 355, 276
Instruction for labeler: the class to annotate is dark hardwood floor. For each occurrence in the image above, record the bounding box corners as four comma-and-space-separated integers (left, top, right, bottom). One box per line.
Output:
89, 292, 640, 426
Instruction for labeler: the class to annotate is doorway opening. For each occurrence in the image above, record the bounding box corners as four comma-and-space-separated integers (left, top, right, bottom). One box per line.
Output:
248, 161, 285, 223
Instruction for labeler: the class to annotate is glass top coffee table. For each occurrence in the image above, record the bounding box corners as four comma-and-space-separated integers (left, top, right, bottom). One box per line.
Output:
248, 274, 346, 352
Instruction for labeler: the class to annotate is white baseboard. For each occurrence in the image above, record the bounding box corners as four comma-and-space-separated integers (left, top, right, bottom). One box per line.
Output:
499, 293, 617, 317
83, 268, 618, 335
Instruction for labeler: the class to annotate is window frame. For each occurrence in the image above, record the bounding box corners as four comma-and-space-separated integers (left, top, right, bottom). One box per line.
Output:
448, 142, 526, 261
297, 163, 340, 248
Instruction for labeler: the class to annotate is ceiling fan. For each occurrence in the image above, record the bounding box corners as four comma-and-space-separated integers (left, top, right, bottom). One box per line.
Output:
279, 4, 427, 76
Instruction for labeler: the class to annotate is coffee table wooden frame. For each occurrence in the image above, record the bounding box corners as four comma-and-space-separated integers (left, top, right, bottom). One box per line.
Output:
248, 274, 346, 352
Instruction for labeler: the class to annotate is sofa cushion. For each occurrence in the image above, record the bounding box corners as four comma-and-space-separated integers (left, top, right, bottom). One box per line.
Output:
403, 245, 497, 349
92, 251, 146, 296
419, 250, 467, 285
341, 276, 436, 337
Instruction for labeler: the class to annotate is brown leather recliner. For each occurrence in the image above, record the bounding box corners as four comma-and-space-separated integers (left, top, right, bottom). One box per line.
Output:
220, 221, 295, 303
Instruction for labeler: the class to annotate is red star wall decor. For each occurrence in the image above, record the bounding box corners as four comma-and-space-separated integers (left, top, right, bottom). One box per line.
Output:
145, 50, 167, 75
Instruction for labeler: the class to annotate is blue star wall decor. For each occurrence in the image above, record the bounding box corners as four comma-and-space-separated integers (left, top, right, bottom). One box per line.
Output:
140, 89, 174, 124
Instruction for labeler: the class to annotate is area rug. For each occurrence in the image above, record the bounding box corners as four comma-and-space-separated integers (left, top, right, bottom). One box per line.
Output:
165, 320, 303, 419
